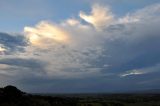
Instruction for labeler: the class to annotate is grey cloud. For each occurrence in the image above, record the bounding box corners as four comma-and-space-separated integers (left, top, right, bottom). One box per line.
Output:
99, 5, 160, 75
1, 3, 160, 92
0, 58, 46, 70
0, 32, 27, 54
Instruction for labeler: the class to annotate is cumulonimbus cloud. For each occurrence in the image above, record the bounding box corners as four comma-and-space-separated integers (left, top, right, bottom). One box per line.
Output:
1, 3, 160, 82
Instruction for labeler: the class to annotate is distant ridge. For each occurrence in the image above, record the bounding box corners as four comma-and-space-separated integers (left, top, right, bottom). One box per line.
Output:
134, 89, 160, 94
118, 89, 160, 94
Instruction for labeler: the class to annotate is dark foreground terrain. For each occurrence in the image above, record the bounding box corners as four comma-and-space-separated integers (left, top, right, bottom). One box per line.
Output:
0, 85, 160, 106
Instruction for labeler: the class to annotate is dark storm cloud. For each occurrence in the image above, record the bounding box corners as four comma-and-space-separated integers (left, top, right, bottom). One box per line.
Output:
0, 32, 27, 53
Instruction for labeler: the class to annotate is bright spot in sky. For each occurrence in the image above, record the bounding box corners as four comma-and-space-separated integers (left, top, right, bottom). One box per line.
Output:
24, 21, 70, 47
0, 46, 5, 55
0, 47, 5, 52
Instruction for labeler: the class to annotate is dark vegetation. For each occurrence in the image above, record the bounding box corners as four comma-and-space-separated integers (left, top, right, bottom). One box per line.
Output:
0, 85, 160, 106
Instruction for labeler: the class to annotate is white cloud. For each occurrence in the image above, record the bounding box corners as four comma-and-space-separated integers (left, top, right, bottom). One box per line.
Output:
0, 44, 6, 55
120, 64, 160, 77
63, 19, 80, 26
120, 69, 146, 77
118, 14, 139, 24
24, 21, 70, 47
79, 4, 114, 30
23, 17, 105, 78
118, 3, 160, 24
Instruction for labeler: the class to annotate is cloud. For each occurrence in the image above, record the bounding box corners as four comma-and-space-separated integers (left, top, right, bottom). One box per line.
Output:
120, 69, 146, 77
24, 21, 70, 47
118, 15, 139, 24
10, 3, 160, 79
79, 4, 114, 30
22, 10, 106, 78
86, 3, 160, 77
0, 58, 46, 70
118, 3, 160, 24
1, 3, 160, 92
120, 64, 160, 77
0, 44, 6, 55
0, 32, 27, 55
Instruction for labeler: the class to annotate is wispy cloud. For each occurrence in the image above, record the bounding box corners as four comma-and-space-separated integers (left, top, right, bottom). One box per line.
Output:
80, 4, 114, 30
120, 69, 146, 77
120, 64, 160, 77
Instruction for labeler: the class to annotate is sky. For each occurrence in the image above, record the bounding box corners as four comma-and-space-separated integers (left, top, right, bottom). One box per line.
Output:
0, 0, 160, 93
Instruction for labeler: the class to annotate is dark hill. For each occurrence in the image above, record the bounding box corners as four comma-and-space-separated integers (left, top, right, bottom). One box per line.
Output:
1, 85, 160, 106
137, 89, 160, 94
0, 85, 77, 106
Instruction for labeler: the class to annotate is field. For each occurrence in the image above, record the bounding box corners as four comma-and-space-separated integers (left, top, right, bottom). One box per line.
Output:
30, 93, 160, 106
73, 94, 160, 106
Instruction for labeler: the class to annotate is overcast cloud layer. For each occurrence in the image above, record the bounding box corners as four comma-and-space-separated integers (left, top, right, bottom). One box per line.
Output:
0, 3, 160, 93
